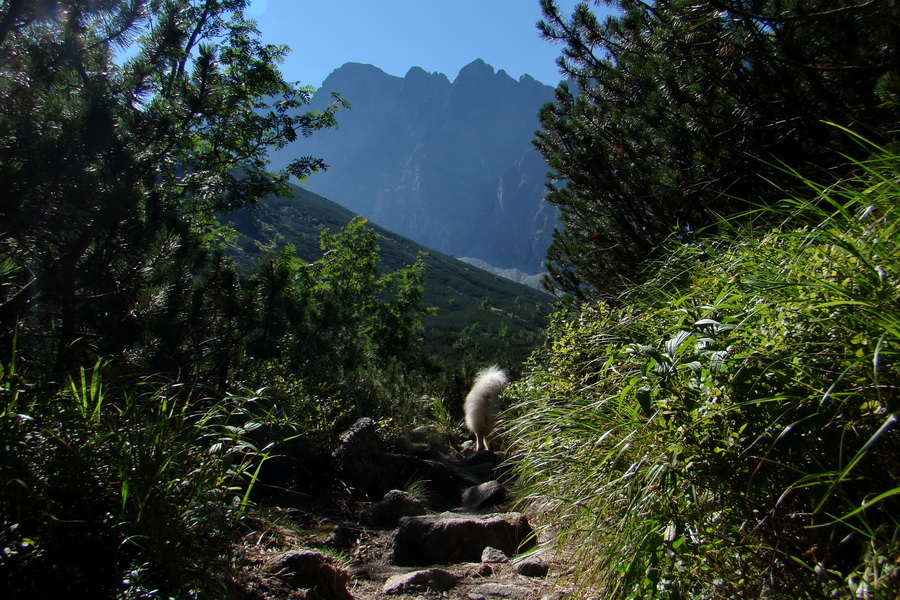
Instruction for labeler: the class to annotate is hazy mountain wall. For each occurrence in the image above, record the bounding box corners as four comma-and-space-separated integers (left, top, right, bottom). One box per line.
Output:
268, 60, 558, 275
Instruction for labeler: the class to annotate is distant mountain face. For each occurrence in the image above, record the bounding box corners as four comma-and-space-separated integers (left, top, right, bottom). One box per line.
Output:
267, 59, 558, 275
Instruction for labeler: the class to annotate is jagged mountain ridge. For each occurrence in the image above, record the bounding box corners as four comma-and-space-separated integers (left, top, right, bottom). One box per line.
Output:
267, 59, 558, 275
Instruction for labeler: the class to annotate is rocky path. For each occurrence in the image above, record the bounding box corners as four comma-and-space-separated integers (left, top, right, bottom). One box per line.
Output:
235, 418, 583, 600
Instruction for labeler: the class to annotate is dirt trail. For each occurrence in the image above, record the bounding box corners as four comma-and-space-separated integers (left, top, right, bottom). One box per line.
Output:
233, 423, 588, 600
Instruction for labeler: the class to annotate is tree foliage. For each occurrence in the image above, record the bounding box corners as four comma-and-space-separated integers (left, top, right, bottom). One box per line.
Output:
536, 0, 900, 298
0, 0, 346, 378
243, 218, 432, 400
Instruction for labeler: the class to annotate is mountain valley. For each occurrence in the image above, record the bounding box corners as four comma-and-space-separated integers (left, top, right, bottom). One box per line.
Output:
224, 182, 553, 372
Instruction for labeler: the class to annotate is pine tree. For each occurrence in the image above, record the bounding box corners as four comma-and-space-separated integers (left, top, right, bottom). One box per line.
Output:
536, 0, 899, 299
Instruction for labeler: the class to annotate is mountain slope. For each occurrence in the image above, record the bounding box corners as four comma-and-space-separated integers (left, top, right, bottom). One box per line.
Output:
224, 182, 553, 368
266, 60, 558, 276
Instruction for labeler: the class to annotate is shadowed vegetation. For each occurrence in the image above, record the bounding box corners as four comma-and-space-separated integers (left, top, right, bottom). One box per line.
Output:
505, 135, 900, 598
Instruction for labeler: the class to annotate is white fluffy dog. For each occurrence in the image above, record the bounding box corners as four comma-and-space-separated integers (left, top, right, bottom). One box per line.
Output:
464, 365, 509, 452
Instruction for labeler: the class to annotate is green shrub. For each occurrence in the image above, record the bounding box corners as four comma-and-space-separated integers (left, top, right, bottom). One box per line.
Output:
505, 138, 900, 599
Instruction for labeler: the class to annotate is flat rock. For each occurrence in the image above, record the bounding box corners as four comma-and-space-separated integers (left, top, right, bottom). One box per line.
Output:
468, 583, 535, 600
383, 568, 459, 594
390, 512, 535, 566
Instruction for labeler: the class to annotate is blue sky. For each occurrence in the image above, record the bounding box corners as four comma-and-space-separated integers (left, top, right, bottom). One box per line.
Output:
245, 0, 609, 88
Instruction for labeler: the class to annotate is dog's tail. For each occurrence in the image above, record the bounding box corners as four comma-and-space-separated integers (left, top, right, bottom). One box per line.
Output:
470, 365, 509, 397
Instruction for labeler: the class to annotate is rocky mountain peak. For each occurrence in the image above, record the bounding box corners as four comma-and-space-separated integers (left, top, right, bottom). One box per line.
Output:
268, 60, 559, 276
456, 58, 494, 79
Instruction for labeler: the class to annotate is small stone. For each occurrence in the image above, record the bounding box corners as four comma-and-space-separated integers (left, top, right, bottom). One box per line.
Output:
383, 568, 458, 594
325, 524, 355, 550
513, 556, 549, 577
481, 546, 509, 563
463, 480, 507, 510
461, 440, 478, 454
371, 489, 427, 528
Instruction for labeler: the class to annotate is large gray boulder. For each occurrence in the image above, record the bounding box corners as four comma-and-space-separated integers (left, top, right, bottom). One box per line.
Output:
331, 417, 382, 494
389, 512, 535, 566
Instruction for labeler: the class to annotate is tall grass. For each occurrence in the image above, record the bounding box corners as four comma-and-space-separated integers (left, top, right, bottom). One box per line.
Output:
504, 139, 900, 598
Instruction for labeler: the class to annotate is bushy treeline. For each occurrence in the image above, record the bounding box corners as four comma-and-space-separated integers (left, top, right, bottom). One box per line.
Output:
505, 137, 900, 597
0, 2, 435, 596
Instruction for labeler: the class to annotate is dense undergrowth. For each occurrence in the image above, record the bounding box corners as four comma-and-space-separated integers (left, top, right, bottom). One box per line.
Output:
505, 136, 900, 599
1, 367, 249, 597
0, 351, 440, 598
